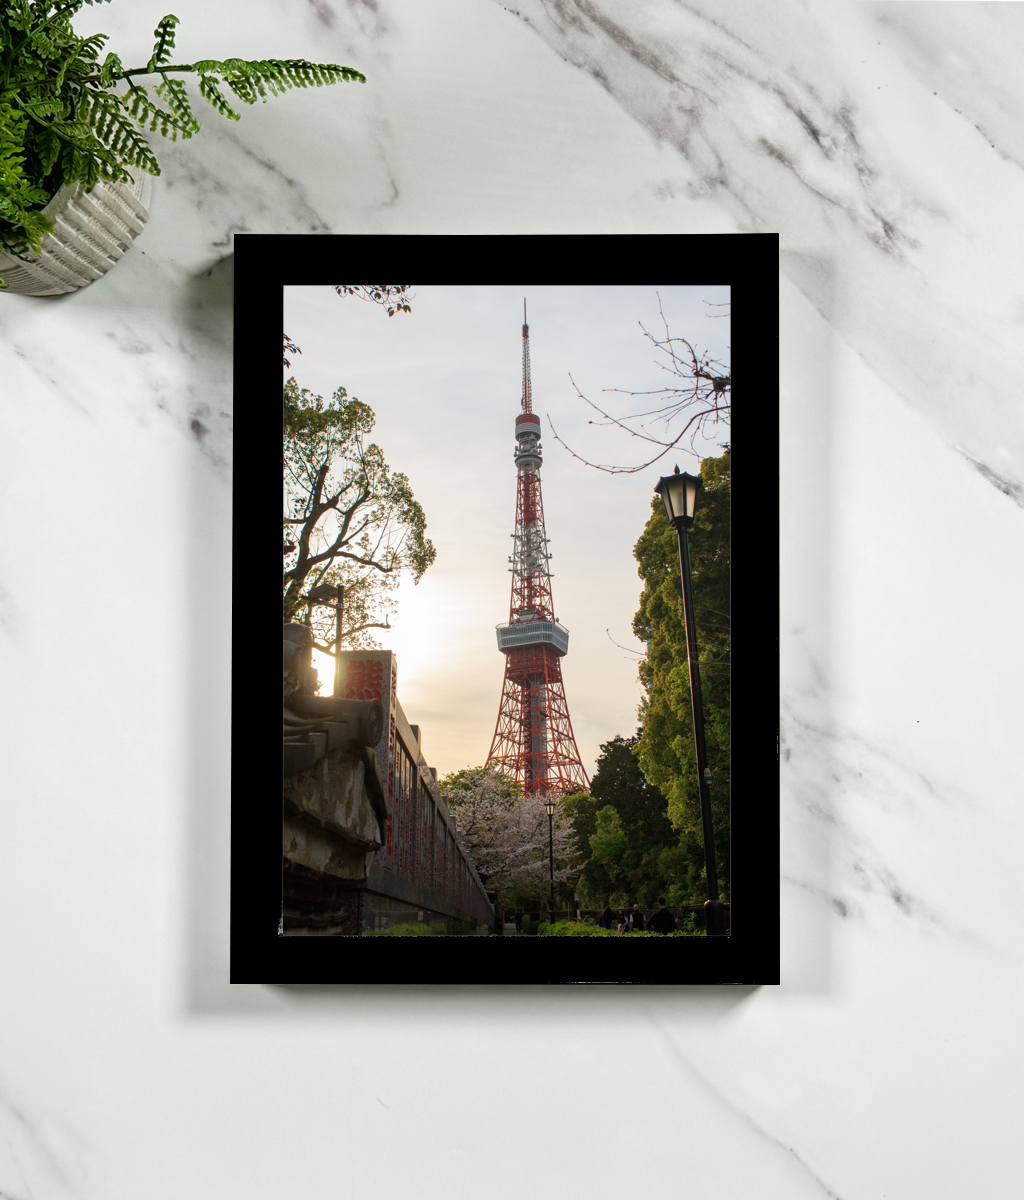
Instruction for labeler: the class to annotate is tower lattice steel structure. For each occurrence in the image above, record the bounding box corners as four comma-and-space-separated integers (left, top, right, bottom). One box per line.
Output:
486, 308, 590, 795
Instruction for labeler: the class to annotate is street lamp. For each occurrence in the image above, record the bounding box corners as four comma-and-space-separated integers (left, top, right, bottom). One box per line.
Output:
653, 466, 728, 937
544, 796, 556, 925
305, 583, 344, 697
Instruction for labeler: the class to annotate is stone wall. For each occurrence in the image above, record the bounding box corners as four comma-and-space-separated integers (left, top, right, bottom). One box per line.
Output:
282, 742, 388, 934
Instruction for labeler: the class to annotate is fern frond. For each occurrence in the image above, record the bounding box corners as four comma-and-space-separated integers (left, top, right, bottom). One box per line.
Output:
1, 2, 35, 35
197, 74, 240, 122
146, 13, 178, 73
54, 31, 107, 90
59, 137, 102, 190
18, 96, 65, 123
87, 91, 160, 172
77, 31, 108, 62
34, 126, 62, 175
125, 82, 191, 142
98, 50, 122, 87
153, 75, 199, 137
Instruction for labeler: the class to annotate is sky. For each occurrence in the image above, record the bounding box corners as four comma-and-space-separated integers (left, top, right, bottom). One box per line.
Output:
283, 285, 730, 782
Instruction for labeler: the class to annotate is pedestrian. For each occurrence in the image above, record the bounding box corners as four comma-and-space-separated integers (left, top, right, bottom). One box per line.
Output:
646, 897, 677, 934
514, 909, 522, 933
629, 904, 645, 932
597, 906, 615, 929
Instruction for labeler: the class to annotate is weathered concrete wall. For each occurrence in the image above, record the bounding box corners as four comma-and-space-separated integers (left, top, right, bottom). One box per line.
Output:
284, 744, 384, 867
285, 648, 493, 933
282, 863, 363, 935
283, 742, 388, 934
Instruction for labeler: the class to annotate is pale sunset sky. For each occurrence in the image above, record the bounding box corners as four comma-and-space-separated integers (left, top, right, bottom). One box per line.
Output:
283, 284, 730, 781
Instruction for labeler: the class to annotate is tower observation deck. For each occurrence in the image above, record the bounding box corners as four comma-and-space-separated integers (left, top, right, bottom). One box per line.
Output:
486, 307, 590, 795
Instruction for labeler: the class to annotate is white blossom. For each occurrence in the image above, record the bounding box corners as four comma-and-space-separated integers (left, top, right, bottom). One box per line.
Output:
441, 766, 581, 899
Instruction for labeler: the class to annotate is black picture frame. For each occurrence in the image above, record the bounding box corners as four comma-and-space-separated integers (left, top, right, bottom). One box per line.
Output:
231, 233, 779, 985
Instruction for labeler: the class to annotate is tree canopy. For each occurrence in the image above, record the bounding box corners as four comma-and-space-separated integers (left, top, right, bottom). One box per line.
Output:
562, 732, 679, 908
439, 765, 579, 907
631, 449, 730, 902
283, 377, 435, 658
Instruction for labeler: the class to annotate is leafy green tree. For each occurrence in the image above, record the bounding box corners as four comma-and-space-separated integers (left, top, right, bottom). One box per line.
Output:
283, 377, 435, 657
563, 733, 678, 908
561, 790, 614, 907
632, 450, 730, 902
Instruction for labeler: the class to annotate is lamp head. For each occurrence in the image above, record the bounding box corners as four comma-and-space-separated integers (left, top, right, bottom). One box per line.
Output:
307, 583, 342, 605
654, 467, 703, 529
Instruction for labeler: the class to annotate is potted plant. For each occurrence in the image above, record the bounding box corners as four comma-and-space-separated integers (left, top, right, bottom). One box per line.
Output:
0, 1, 365, 294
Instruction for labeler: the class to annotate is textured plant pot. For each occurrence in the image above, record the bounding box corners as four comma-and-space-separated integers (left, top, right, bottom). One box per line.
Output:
0, 168, 152, 296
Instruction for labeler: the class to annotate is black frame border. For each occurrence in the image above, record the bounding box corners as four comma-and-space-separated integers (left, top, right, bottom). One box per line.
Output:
231, 233, 779, 985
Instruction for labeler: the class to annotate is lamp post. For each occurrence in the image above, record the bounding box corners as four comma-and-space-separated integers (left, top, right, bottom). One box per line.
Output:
544, 796, 556, 924
305, 583, 344, 697
653, 466, 727, 937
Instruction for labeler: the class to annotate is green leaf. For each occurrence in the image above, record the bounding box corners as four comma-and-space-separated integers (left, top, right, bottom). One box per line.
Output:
146, 14, 179, 73
98, 51, 122, 87
153, 75, 200, 137
198, 74, 241, 122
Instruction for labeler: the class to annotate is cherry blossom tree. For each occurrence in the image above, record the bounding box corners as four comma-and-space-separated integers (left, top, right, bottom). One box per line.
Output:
440, 766, 582, 903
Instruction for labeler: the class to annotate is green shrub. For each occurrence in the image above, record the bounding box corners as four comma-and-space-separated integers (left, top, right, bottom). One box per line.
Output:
364, 921, 443, 936
538, 921, 705, 937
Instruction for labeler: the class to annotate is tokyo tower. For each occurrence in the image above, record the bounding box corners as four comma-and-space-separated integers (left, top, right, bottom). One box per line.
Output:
486, 305, 590, 795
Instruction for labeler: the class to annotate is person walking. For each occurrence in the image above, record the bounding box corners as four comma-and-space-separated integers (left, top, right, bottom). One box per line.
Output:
646, 898, 677, 934
597, 906, 615, 929
628, 904, 645, 932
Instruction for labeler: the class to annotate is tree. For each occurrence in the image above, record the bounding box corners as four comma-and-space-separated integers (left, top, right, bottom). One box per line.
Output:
560, 790, 614, 907
631, 450, 730, 902
548, 294, 730, 473
439, 766, 580, 906
283, 377, 435, 657
562, 733, 678, 908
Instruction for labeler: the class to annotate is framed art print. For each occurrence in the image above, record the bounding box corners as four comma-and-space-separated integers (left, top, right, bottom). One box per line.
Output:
230, 233, 779, 985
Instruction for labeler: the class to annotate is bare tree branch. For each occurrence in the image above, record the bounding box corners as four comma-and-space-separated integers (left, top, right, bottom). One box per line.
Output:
552, 293, 730, 474
606, 628, 644, 659
312, 621, 392, 657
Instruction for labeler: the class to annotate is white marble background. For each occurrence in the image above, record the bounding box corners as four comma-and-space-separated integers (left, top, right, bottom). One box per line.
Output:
2, 1, 1023, 1196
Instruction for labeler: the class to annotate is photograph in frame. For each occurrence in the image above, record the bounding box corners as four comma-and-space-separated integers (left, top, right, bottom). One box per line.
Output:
230, 233, 779, 984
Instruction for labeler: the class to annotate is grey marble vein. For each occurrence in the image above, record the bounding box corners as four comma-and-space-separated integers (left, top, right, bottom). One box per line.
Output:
500, 0, 1024, 503
2, 2, 1023, 1193
781, 702, 993, 952
650, 1019, 848, 1200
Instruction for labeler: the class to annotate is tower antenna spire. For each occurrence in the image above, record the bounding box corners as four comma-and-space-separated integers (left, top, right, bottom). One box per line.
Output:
487, 315, 589, 795
521, 300, 532, 414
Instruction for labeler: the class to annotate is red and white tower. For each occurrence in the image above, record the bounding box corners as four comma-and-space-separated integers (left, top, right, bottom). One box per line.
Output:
486, 307, 590, 795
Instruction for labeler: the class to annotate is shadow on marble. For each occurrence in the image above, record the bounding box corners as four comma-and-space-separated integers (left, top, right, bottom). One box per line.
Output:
267, 983, 761, 1021
182, 251, 235, 1018
778, 262, 841, 996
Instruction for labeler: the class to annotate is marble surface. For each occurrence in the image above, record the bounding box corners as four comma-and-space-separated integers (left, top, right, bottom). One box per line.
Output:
2, 1, 1023, 1197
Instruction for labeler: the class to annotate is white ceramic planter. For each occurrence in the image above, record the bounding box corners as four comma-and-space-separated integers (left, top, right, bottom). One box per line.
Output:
0, 168, 152, 296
